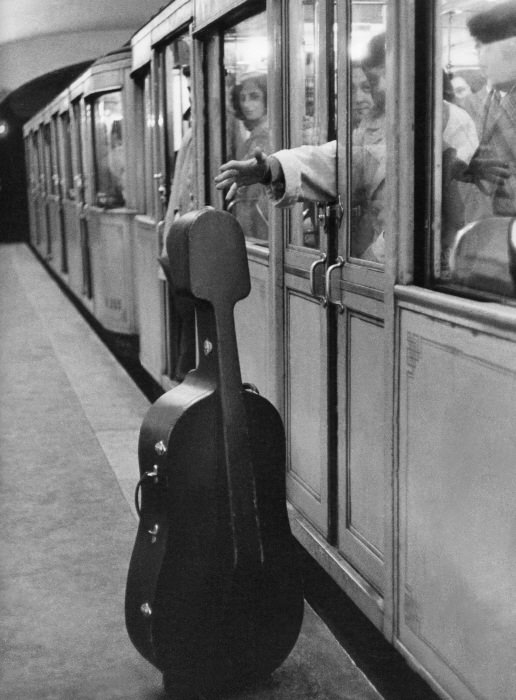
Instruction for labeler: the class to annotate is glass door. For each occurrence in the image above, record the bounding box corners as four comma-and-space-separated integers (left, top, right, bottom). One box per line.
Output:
333, 0, 388, 597
284, 0, 388, 609
155, 32, 195, 381
283, 0, 336, 537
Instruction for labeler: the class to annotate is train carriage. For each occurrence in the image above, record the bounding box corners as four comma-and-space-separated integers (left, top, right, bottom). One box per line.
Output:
23, 1, 516, 698
24, 45, 139, 340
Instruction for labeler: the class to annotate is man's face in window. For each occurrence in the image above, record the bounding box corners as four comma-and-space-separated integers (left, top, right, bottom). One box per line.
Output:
477, 37, 516, 90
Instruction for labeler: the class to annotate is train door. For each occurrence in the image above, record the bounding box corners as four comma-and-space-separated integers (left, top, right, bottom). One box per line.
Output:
42, 122, 53, 259
155, 31, 195, 383
58, 109, 73, 276
30, 130, 42, 249
49, 112, 66, 274
72, 98, 93, 302
334, 0, 389, 621
201, 4, 276, 397
282, 0, 334, 545
132, 64, 163, 381
283, 0, 390, 626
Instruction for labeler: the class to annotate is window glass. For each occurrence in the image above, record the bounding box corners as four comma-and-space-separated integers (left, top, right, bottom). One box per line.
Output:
163, 35, 193, 220
60, 112, 74, 199
43, 124, 53, 195
349, 1, 387, 263
72, 100, 84, 203
92, 91, 126, 208
223, 13, 270, 244
51, 115, 60, 196
288, 0, 329, 250
437, 0, 516, 300
30, 132, 40, 192
140, 72, 154, 216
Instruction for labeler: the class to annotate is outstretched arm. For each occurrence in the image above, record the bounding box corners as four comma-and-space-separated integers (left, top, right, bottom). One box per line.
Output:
215, 147, 272, 200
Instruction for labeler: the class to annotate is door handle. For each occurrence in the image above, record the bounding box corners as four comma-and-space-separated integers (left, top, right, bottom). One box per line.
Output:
325, 256, 344, 312
309, 254, 327, 306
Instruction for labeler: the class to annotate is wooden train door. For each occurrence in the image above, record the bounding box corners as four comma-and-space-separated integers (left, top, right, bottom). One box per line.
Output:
283, 0, 334, 542
155, 31, 194, 382
285, 0, 389, 625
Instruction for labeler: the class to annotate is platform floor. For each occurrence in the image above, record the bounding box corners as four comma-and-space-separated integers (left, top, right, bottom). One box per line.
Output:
0, 243, 384, 700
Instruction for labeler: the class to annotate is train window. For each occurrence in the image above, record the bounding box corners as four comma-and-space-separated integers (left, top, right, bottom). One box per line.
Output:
43, 124, 53, 195
349, 1, 387, 263
223, 12, 270, 245
91, 91, 126, 208
50, 115, 60, 196
71, 100, 84, 203
60, 112, 74, 200
287, 0, 331, 250
434, 0, 516, 301
139, 71, 154, 216
162, 34, 193, 220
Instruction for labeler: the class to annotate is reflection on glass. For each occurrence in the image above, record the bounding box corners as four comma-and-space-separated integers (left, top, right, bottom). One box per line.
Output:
61, 112, 74, 200
72, 100, 84, 203
438, 0, 516, 299
43, 124, 53, 196
164, 36, 193, 218
92, 92, 126, 208
349, 1, 387, 263
224, 13, 270, 243
288, 0, 326, 250
142, 73, 154, 216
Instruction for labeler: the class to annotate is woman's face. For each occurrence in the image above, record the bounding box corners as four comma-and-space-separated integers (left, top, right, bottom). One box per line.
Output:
239, 80, 266, 123
351, 66, 373, 126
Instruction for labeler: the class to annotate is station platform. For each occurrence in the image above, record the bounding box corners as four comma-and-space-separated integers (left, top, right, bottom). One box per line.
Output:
0, 243, 385, 700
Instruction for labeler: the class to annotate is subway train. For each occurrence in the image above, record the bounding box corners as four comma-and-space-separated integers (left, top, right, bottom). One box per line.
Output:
22, 1, 516, 698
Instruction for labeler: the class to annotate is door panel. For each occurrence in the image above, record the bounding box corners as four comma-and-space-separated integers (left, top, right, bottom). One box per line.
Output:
285, 273, 328, 535
337, 302, 384, 591
283, 0, 332, 536
332, 0, 389, 596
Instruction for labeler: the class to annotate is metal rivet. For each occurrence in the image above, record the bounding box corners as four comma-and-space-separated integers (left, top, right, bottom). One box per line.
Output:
203, 339, 213, 356
140, 602, 152, 617
154, 440, 167, 456
148, 524, 159, 536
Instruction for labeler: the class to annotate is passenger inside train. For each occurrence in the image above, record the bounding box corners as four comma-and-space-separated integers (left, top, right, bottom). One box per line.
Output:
445, 1, 516, 293
227, 71, 270, 242
216, 2, 516, 295
215, 31, 388, 263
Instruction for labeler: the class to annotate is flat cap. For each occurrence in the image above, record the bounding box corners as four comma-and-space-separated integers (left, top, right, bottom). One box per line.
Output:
468, 1, 516, 44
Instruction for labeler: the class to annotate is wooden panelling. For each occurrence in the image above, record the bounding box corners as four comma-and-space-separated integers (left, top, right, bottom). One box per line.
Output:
62, 202, 82, 297
338, 310, 385, 593
285, 276, 328, 536
398, 309, 516, 700
234, 259, 269, 397
88, 210, 136, 334
134, 216, 165, 382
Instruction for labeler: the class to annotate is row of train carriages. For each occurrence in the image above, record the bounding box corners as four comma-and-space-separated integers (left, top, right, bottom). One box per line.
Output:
23, 1, 516, 699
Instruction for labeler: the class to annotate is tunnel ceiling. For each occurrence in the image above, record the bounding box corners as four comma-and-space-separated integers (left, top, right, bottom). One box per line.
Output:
0, 0, 167, 45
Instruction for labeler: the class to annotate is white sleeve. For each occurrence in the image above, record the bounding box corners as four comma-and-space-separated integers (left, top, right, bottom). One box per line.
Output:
442, 102, 479, 164
271, 141, 337, 206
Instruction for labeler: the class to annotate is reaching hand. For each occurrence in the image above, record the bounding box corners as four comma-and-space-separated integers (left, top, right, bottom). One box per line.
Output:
464, 147, 511, 188
214, 147, 270, 201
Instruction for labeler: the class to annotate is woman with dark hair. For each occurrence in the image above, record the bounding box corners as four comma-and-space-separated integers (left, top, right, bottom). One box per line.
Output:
228, 72, 270, 241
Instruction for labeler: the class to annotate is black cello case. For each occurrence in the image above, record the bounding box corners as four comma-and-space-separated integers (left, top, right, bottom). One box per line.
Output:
125, 208, 304, 699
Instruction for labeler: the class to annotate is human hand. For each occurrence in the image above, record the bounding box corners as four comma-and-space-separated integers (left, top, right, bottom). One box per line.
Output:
214, 147, 270, 201
465, 147, 511, 187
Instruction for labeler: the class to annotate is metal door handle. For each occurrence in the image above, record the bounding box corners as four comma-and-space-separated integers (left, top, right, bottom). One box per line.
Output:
325, 256, 344, 312
309, 254, 327, 305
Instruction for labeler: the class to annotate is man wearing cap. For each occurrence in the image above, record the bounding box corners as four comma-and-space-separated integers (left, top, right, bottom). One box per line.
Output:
464, 1, 516, 217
